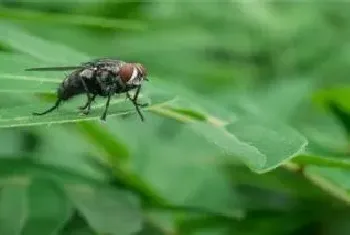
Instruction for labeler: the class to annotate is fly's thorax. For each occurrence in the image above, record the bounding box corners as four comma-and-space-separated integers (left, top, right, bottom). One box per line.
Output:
79, 68, 95, 79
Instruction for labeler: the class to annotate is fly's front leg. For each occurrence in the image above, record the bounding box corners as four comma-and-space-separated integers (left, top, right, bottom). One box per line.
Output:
127, 86, 148, 107
100, 91, 112, 121
126, 86, 148, 122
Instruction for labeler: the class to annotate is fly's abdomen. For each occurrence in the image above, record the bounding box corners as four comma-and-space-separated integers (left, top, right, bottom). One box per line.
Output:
57, 74, 86, 101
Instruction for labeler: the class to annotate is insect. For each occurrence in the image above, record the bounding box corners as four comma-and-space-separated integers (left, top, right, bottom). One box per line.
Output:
25, 58, 149, 121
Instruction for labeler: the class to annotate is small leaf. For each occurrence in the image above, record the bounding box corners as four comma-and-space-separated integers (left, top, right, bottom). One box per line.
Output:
21, 178, 74, 235
64, 184, 143, 235
188, 122, 266, 171
225, 117, 308, 173
0, 158, 144, 235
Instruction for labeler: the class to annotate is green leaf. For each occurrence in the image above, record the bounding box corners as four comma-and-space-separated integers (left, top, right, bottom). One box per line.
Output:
313, 86, 350, 112
303, 166, 350, 204
0, 7, 147, 31
295, 109, 349, 155
0, 82, 171, 128
102, 115, 244, 218
251, 78, 317, 121
73, 121, 167, 206
21, 178, 74, 235
143, 209, 178, 235
0, 184, 27, 235
75, 122, 130, 164
225, 117, 308, 173
60, 214, 96, 235
293, 155, 350, 170
0, 158, 144, 235
187, 122, 266, 171
33, 124, 112, 180
64, 183, 143, 235
167, 107, 207, 121
0, 24, 174, 128
148, 95, 308, 173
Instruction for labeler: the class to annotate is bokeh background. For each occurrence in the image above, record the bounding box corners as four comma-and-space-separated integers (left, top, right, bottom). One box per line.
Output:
1, 1, 350, 235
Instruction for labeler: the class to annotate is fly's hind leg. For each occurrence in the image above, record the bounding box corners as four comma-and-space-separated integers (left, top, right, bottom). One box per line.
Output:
33, 98, 62, 116
79, 94, 96, 115
78, 77, 95, 115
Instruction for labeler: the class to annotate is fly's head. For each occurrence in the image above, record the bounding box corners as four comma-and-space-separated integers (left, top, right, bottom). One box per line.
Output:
118, 62, 148, 86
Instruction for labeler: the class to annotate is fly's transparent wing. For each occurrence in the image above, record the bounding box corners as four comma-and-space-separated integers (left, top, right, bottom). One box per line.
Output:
25, 66, 84, 71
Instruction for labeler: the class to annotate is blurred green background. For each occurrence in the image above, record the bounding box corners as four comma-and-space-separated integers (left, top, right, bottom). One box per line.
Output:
2, 1, 350, 235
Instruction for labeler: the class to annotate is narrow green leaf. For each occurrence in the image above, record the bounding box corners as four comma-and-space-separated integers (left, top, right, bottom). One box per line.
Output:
0, 95, 159, 128
293, 155, 350, 170
313, 86, 350, 112
0, 22, 89, 64
0, 7, 147, 31
0, 101, 138, 128
167, 107, 207, 121
303, 166, 350, 204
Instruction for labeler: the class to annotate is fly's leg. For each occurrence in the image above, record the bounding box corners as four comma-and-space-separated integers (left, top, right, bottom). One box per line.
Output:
78, 77, 94, 114
126, 86, 148, 122
80, 94, 96, 115
100, 91, 112, 121
127, 86, 148, 107
33, 99, 62, 116
79, 94, 95, 110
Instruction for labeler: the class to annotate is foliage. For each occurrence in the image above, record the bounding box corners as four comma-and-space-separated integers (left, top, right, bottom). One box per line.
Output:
0, 1, 350, 235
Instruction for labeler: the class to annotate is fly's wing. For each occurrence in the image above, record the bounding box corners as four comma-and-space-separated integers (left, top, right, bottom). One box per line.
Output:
86, 58, 123, 68
25, 58, 123, 72
25, 66, 84, 71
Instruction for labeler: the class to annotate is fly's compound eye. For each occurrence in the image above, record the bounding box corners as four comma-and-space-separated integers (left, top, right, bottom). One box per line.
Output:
119, 63, 148, 85
119, 63, 135, 84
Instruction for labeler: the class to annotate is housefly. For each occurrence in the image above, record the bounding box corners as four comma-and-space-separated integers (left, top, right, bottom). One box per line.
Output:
26, 58, 149, 121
